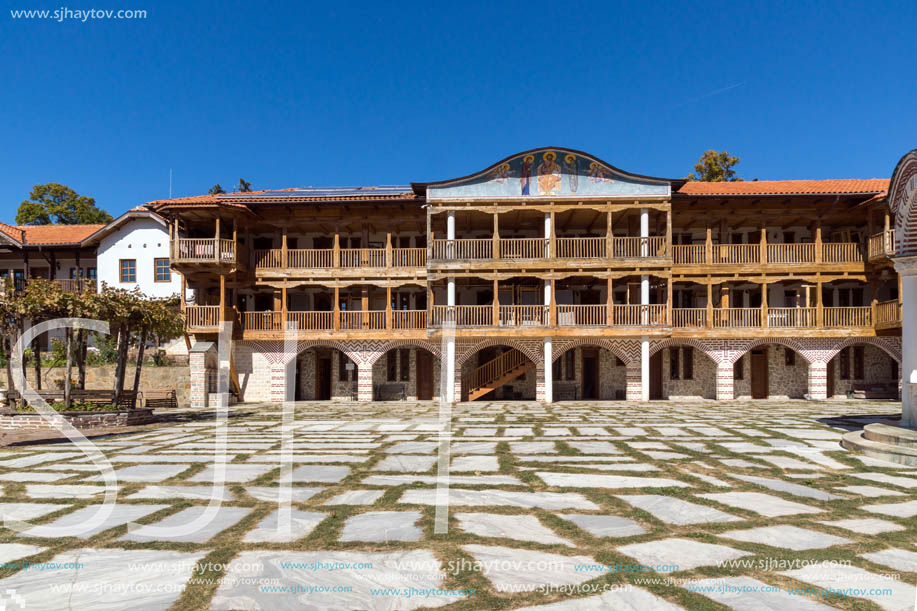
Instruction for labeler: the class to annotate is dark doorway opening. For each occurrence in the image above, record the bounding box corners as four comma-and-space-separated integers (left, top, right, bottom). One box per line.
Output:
582, 349, 599, 399
416, 349, 433, 400
751, 349, 768, 399
649, 352, 663, 400
315, 356, 332, 400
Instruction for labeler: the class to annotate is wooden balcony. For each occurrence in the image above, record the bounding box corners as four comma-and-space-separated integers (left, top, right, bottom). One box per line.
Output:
430, 236, 668, 263
253, 247, 426, 272
185, 305, 222, 330
673, 242, 864, 267
868, 230, 896, 261
671, 305, 878, 333
237, 310, 429, 333
556, 304, 606, 326
875, 299, 902, 329
173, 238, 248, 267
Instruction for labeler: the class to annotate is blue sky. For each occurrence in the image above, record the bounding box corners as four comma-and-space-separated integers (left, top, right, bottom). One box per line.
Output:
1, 1, 915, 221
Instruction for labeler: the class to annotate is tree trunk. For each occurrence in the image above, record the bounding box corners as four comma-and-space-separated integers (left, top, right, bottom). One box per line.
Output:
4, 334, 13, 391
132, 325, 148, 399
76, 329, 86, 390
64, 328, 73, 408
31, 334, 41, 391
112, 325, 130, 408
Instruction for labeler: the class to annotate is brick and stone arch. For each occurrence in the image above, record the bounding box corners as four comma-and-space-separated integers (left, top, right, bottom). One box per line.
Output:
649, 339, 720, 401
455, 339, 544, 365
719, 337, 814, 365
365, 339, 442, 365
549, 341, 630, 400
551, 338, 640, 365
890, 149, 917, 256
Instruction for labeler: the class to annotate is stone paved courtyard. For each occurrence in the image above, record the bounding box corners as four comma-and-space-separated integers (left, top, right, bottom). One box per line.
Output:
0, 401, 913, 610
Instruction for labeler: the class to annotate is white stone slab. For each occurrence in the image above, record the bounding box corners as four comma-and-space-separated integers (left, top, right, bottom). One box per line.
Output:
385, 441, 438, 453
567, 441, 621, 454
554, 514, 646, 538
455, 512, 572, 546
0, 548, 205, 610
618, 537, 751, 573
628, 441, 669, 450
780, 565, 915, 611
363, 474, 519, 486
323, 489, 384, 505
682, 576, 832, 610
854, 472, 917, 488
730, 474, 842, 501
25, 484, 117, 499
189, 464, 275, 483
120, 506, 252, 543
859, 548, 917, 573
505, 427, 535, 436
86, 464, 189, 483
518, 456, 634, 462
245, 487, 324, 503
452, 441, 499, 454
698, 492, 822, 517
836, 485, 906, 498
511, 442, 557, 453
0, 452, 82, 467
818, 518, 906, 534
0, 503, 71, 521
242, 509, 327, 543
862, 500, 917, 518
290, 465, 350, 483
399, 488, 598, 510
211, 550, 464, 610
537, 472, 690, 489
719, 525, 852, 550
719, 459, 761, 468
773, 428, 841, 440
754, 455, 824, 470
339, 511, 422, 542
373, 455, 437, 472
616, 495, 742, 525
0, 472, 69, 482
462, 544, 596, 590
683, 472, 731, 487
517, 588, 683, 609
18, 503, 169, 538
644, 451, 690, 460
0, 542, 46, 564
102, 453, 238, 463
564, 463, 660, 472
126, 485, 235, 501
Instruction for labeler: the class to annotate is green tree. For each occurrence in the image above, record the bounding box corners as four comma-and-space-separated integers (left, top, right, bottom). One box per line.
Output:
15, 184, 113, 225
208, 184, 226, 195
686, 150, 744, 182
237, 178, 252, 193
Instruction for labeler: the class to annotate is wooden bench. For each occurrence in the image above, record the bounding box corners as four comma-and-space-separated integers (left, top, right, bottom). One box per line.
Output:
141, 389, 178, 409
553, 382, 578, 401
7, 389, 138, 409
852, 383, 898, 400
374, 383, 406, 401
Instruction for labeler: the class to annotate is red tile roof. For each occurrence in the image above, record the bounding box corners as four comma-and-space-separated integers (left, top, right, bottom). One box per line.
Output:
0, 223, 105, 246
677, 179, 889, 196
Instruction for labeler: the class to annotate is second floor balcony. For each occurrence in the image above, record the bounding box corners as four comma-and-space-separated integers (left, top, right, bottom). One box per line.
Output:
173, 238, 249, 268
253, 246, 427, 272
672, 241, 866, 266
430, 236, 668, 263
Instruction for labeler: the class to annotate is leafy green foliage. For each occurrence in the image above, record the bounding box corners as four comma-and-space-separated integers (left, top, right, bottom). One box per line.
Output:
15, 183, 113, 225
237, 178, 252, 193
686, 150, 743, 182
208, 184, 226, 195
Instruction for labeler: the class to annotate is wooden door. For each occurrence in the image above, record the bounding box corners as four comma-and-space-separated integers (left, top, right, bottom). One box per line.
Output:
751, 349, 768, 399
416, 349, 433, 400
582, 349, 599, 399
650, 352, 663, 400
316, 357, 332, 400
826, 359, 835, 399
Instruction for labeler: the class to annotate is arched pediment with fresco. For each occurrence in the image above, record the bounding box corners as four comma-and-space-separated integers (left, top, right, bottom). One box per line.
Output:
889, 149, 917, 256
418, 147, 678, 200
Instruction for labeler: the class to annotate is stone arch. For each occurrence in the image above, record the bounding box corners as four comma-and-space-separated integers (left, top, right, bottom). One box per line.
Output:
366, 339, 442, 365
824, 337, 902, 364
890, 149, 917, 255
551, 339, 636, 365
456, 339, 543, 366
650, 338, 722, 362
725, 337, 813, 364
294, 340, 367, 365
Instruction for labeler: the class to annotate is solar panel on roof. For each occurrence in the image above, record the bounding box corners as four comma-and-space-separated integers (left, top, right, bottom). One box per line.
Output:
222, 186, 412, 199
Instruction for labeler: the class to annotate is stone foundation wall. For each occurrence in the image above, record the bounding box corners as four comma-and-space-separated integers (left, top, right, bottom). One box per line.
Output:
661, 347, 717, 400
2, 367, 191, 406
0, 408, 154, 430
829, 344, 899, 397
552, 348, 626, 400
733, 346, 808, 399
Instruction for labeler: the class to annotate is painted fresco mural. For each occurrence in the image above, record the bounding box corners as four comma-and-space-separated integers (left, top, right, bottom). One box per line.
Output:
427, 150, 670, 199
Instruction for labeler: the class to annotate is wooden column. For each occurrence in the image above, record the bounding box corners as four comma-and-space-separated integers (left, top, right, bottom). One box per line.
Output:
172, 219, 179, 259
816, 275, 824, 327
333, 232, 340, 268
706, 278, 713, 329
180, 274, 186, 310
493, 278, 499, 326
815, 221, 822, 264
760, 226, 767, 264
386, 286, 392, 329
219, 274, 226, 321
606, 276, 614, 326
761, 280, 768, 328
493, 213, 500, 259
333, 286, 340, 330
361, 285, 369, 329
665, 207, 672, 258
605, 211, 613, 258
214, 217, 221, 263
281, 227, 288, 269
705, 224, 712, 264
884, 211, 891, 234
281, 281, 288, 330
386, 232, 393, 267
427, 283, 433, 323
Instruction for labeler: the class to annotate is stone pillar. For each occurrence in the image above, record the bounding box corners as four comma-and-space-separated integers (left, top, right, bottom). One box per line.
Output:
715, 362, 735, 401
189, 350, 208, 409
445, 339, 456, 403
807, 361, 828, 401
544, 212, 552, 257
542, 339, 552, 404
894, 259, 917, 427
357, 364, 373, 402
451, 355, 461, 403
270, 363, 286, 403
626, 362, 643, 401
640, 338, 650, 401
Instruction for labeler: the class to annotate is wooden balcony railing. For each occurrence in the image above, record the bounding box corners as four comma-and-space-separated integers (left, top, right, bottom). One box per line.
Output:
253, 249, 282, 268
875, 300, 902, 325
392, 248, 427, 267
431, 305, 492, 327
174, 238, 239, 264
821, 242, 862, 264
713, 307, 762, 328
499, 305, 548, 326
713, 244, 760, 265
339, 248, 386, 268
672, 308, 707, 328
612, 236, 667, 258
185, 305, 221, 329
290, 249, 335, 268
466, 348, 527, 398
556, 304, 606, 326
339, 310, 387, 330
824, 306, 872, 327
868, 230, 896, 260
392, 310, 427, 330
768, 243, 815, 264
499, 238, 548, 259
50, 278, 97, 293
672, 245, 705, 265
287, 311, 334, 331
554, 237, 606, 258
767, 307, 816, 328
253, 246, 425, 270
432, 239, 492, 260
243, 310, 283, 331
613, 304, 667, 326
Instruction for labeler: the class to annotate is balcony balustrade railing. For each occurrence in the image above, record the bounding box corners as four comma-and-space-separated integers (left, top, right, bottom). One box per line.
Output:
875, 300, 902, 325
611, 237, 667, 258
554, 237, 606, 258
251, 246, 426, 270
672, 245, 705, 265
432, 239, 492, 260
556, 304, 606, 326
499, 238, 548, 259
498, 305, 548, 326
767, 307, 816, 328
713, 307, 762, 328
672, 308, 707, 328
713, 244, 760, 265
768, 243, 815, 264
824, 306, 872, 328
431, 236, 667, 261
185, 305, 221, 329
175, 238, 240, 264
392, 309, 427, 330
613, 304, 667, 326
868, 230, 896, 260
821, 242, 862, 264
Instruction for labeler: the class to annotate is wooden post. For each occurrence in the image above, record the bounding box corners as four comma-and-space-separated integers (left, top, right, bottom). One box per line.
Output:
760, 226, 767, 264
333, 286, 340, 330
666, 276, 673, 326
605, 211, 613, 258
493, 277, 499, 326
761, 281, 768, 328
281, 281, 288, 331
214, 217, 221, 263
816, 276, 824, 327
361, 285, 369, 329
606, 276, 614, 326
386, 286, 392, 329
386, 232, 393, 267
665, 207, 672, 258
705, 224, 712, 264
333, 232, 340, 268
180, 274, 186, 311
172, 219, 179, 259
815, 221, 822, 264
493, 213, 500, 260
281, 227, 288, 269
427, 283, 433, 323
706, 278, 713, 329
219, 274, 226, 321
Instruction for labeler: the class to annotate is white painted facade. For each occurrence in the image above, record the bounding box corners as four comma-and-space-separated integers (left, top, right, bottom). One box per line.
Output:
96, 214, 181, 298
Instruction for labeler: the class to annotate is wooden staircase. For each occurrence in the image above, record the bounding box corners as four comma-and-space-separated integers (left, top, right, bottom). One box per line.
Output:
463, 349, 534, 401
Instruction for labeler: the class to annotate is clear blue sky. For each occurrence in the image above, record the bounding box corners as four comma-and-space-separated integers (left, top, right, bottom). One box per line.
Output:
2, 1, 915, 221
